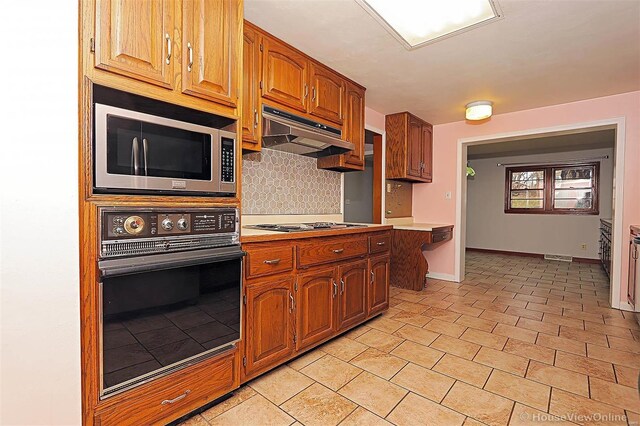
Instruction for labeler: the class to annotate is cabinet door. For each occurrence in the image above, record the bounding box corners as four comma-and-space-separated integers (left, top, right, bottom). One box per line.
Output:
262, 37, 308, 112
309, 62, 344, 125
242, 25, 260, 148
368, 256, 390, 317
421, 124, 433, 181
337, 260, 368, 331
407, 118, 423, 177
296, 268, 336, 350
182, 0, 238, 107
244, 277, 295, 377
344, 83, 365, 167
95, 0, 174, 88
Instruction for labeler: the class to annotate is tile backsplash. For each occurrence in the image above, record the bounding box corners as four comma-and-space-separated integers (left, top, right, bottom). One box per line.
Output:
242, 149, 341, 215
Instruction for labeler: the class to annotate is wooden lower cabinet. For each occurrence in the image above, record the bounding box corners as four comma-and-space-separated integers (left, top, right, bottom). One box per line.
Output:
243, 277, 295, 377
337, 260, 368, 330
296, 268, 337, 350
368, 255, 390, 316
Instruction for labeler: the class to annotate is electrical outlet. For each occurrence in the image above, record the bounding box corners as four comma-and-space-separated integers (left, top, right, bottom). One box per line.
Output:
581, 243, 587, 250
445, 191, 452, 199
345, 199, 351, 205
386, 183, 392, 193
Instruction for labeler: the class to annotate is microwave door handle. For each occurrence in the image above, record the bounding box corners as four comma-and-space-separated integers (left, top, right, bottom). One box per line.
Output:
142, 138, 148, 176
132, 137, 140, 175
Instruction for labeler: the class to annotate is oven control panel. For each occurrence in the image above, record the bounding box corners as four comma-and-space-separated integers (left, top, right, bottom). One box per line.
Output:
102, 208, 238, 240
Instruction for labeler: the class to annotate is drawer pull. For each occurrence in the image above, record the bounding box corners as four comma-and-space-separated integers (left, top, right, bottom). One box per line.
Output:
161, 390, 190, 405
332, 248, 344, 254
263, 258, 281, 265
371, 270, 375, 285
376, 242, 386, 246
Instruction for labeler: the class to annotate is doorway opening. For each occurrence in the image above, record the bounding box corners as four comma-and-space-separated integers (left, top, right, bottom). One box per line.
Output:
344, 128, 384, 224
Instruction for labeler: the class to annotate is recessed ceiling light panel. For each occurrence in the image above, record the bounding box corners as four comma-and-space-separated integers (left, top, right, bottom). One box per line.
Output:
356, 0, 502, 50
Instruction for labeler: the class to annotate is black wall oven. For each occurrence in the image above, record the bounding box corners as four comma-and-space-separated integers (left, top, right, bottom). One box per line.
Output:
97, 207, 243, 398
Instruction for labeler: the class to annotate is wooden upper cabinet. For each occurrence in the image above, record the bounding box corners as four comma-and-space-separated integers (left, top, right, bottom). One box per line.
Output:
296, 268, 336, 350
368, 255, 390, 317
262, 37, 308, 112
242, 24, 260, 148
182, 0, 238, 107
308, 62, 344, 125
95, 0, 175, 88
244, 277, 295, 378
385, 112, 433, 183
336, 260, 368, 331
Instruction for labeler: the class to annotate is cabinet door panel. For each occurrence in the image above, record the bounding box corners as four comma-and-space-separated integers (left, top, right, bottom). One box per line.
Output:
309, 62, 344, 125
242, 26, 260, 147
95, 0, 174, 88
182, 0, 238, 106
244, 277, 294, 377
421, 125, 433, 181
296, 268, 336, 350
344, 83, 365, 167
262, 38, 308, 112
368, 256, 390, 317
337, 260, 368, 330
407, 119, 422, 177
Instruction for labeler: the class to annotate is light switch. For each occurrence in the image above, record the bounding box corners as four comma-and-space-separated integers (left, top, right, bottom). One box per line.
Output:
345, 199, 351, 205
445, 191, 452, 199
387, 183, 392, 193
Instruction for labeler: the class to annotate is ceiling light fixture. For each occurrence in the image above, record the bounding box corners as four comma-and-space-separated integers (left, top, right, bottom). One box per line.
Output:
356, 0, 502, 50
465, 100, 493, 121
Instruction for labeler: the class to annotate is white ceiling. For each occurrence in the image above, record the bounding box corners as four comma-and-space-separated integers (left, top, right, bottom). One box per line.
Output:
245, 0, 640, 124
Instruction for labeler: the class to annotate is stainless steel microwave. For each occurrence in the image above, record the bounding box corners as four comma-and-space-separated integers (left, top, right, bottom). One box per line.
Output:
94, 103, 236, 196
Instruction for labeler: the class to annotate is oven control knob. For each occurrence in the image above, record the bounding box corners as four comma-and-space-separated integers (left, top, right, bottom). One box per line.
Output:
114, 226, 125, 235
177, 218, 188, 231
123, 216, 145, 235
161, 218, 174, 231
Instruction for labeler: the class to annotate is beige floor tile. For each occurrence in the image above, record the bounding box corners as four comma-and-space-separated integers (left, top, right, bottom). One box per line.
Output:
503, 339, 555, 364
509, 402, 573, 426
280, 383, 357, 426
549, 389, 628, 426
448, 303, 485, 317
388, 392, 466, 426
338, 407, 392, 426
515, 294, 548, 304
542, 312, 584, 329
201, 387, 257, 420
322, 335, 368, 361
456, 314, 498, 332
430, 334, 482, 360
249, 366, 314, 405
180, 415, 210, 426
391, 362, 455, 402
421, 299, 455, 310
479, 310, 519, 326
554, 351, 615, 381
355, 329, 404, 353
300, 354, 362, 391
424, 307, 463, 322
366, 316, 405, 334
423, 317, 468, 337
496, 298, 529, 309
492, 323, 537, 344
338, 371, 408, 418
584, 321, 635, 339
390, 340, 444, 368
516, 318, 559, 336
207, 394, 294, 426
287, 349, 325, 371
349, 347, 407, 380
341, 325, 371, 340
395, 301, 429, 314
464, 417, 489, 426
473, 300, 512, 314
474, 346, 529, 376
614, 364, 640, 388
562, 309, 605, 324
536, 333, 586, 356
559, 326, 608, 346
607, 335, 640, 354
442, 381, 514, 426
525, 302, 563, 315
589, 377, 640, 413
525, 360, 589, 397
484, 369, 551, 411
460, 328, 508, 350
433, 353, 492, 387
587, 343, 640, 369
394, 324, 439, 346
504, 306, 543, 321
394, 291, 428, 303
390, 310, 431, 327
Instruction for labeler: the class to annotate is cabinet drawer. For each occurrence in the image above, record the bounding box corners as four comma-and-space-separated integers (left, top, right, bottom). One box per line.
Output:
298, 238, 367, 268
369, 234, 390, 254
246, 246, 294, 278
431, 230, 452, 244
95, 351, 237, 425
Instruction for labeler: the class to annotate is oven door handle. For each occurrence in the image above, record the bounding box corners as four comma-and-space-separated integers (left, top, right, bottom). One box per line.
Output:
99, 247, 246, 278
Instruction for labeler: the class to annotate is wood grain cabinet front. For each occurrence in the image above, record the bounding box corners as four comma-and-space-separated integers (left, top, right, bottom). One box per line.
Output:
241, 23, 261, 148
336, 260, 368, 331
297, 237, 368, 268
368, 255, 390, 317
308, 62, 344, 125
245, 245, 294, 279
261, 36, 309, 112
296, 268, 337, 350
386, 112, 433, 182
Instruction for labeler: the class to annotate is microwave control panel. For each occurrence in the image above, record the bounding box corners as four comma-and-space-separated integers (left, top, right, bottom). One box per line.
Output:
101, 208, 238, 240
221, 138, 235, 183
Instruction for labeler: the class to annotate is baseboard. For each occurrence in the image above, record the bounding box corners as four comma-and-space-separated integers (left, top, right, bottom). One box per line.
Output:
465, 247, 600, 264
426, 272, 457, 282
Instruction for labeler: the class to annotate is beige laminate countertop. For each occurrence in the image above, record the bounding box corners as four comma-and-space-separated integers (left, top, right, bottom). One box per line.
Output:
240, 223, 392, 243
391, 223, 453, 232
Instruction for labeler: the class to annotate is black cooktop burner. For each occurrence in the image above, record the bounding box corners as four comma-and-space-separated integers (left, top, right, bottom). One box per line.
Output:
246, 222, 366, 232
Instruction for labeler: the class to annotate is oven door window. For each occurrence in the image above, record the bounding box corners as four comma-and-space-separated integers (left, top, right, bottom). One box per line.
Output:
101, 258, 240, 395
105, 115, 212, 180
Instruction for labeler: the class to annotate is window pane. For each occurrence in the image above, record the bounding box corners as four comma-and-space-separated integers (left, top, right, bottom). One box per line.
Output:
554, 198, 593, 209
554, 189, 592, 200
513, 171, 544, 181
511, 179, 544, 189
555, 178, 592, 189
555, 167, 593, 180
511, 190, 544, 199
511, 199, 544, 209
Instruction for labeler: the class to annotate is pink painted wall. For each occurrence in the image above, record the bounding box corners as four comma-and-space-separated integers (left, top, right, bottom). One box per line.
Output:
365, 106, 385, 131
413, 91, 640, 302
